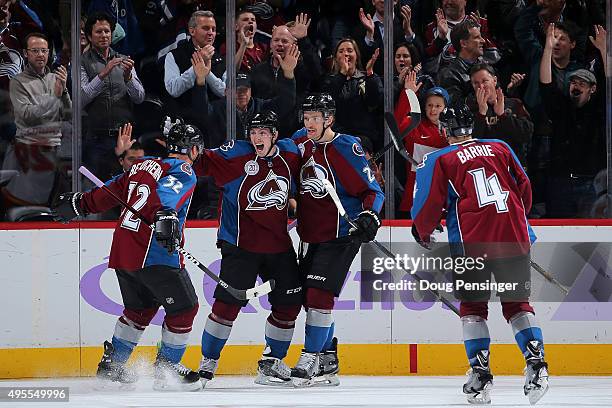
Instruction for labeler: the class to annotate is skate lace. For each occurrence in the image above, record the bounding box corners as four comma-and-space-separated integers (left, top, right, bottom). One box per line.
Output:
295, 352, 318, 372
171, 362, 191, 376
270, 358, 292, 378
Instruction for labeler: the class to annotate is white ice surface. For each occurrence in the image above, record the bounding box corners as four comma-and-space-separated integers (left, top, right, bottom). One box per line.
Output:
0, 375, 610, 408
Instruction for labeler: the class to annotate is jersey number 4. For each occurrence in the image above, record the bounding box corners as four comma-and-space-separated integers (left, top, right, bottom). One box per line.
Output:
121, 182, 151, 231
468, 167, 509, 213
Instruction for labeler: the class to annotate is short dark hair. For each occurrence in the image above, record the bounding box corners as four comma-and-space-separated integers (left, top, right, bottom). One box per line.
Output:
236, 8, 255, 21
129, 141, 143, 151
450, 19, 480, 54
84, 11, 116, 37
118, 141, 144, 159
554, 21, 578, 43
469, 62, 496, 78
23, 32, 48, 49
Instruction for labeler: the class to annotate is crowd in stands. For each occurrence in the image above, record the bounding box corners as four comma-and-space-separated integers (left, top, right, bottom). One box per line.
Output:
0, 0, 608, 221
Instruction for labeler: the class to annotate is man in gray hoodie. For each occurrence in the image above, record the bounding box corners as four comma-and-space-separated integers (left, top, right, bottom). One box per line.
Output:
1, 32, 72, 213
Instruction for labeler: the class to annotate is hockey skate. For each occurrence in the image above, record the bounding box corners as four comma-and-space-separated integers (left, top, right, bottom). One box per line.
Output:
153, 354, 201, 392
290, 350, 320, 387
198, 356, 219, 388
523, 341, 549, 405
313, 337, 340, 386
254, 350, 293, 387
95, 341, 138, 389
463, 350, 493, 404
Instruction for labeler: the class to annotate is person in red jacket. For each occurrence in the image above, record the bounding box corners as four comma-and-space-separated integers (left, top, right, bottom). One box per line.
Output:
394, 72, 449, 216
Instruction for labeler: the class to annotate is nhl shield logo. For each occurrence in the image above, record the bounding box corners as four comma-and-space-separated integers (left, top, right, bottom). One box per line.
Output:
246, 170, 289, 210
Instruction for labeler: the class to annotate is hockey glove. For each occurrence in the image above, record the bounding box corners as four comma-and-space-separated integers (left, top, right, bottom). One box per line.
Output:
349, 210, 381, 243
51, 192, 85, 223
154, 209, 180, 254
161, 116, 184, 137
411, 223, 443, 250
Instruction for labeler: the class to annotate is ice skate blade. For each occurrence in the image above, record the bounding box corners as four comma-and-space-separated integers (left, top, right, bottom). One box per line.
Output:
200, 377, 213, 388
93, 378, 136, 391
254, 373, 293, 387
466, 383, 492, 405
153, 378, 202, 392
526, 380, 549, 405
291, 376, 315, 388
312, 373, 340, 387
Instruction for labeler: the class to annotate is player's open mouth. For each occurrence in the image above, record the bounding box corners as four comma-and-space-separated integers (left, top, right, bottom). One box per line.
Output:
255, 143, 265, 152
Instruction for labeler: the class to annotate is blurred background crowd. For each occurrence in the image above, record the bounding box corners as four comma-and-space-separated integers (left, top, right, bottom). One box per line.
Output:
0, 0, 608, 221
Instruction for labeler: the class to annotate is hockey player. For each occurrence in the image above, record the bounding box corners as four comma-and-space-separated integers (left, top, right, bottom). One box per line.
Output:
193, 111, 303, 387
411, 106, 549, 404
291, 93, 385, 386
51, 123, 204, 391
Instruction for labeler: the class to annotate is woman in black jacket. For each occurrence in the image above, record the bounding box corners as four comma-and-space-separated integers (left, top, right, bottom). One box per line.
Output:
321, 37, 384, 151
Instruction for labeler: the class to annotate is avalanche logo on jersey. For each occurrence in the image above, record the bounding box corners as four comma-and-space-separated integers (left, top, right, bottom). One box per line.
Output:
181, 162, 193, 175
219, 140, 235, 152
246, 170, 289, 210
299, 156, 329, 198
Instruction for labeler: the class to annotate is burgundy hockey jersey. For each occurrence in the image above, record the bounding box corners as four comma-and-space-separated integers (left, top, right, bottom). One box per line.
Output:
80, 157, 197, 271
292, 129, 385, 243
192, 139, 301, 253
411, 138, 535, 257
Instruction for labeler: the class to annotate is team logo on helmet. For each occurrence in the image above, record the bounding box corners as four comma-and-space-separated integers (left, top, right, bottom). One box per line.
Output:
299, 156, 329, 198
246, 170, 289, 210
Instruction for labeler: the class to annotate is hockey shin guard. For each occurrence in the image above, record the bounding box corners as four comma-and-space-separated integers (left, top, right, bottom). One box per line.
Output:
323, 321, 335, 351
462, 315, 491, 367
159, 304, 198, 363
201, 302, 240, 359
305, 308, 333, 353
509, 311, 544, 358
264, 305, 300, 359
111, 314, 151, 363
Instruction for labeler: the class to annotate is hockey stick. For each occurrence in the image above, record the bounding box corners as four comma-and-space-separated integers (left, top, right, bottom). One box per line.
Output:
287, 219, 297, 231
529, 260, 569, 295
383, 89, 421, 167
320, 178, 460, 316
78, 166, 275, 301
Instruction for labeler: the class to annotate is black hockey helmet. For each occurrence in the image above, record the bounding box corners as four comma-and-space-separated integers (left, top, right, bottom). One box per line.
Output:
166, 123, 204, 155
247, 110, 278, 136
439, 105, 474, 138
299, 93, 336, 121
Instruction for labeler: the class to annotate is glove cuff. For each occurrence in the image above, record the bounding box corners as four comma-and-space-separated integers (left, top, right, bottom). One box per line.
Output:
71, 192, 84, 217
359, 210, 381, 227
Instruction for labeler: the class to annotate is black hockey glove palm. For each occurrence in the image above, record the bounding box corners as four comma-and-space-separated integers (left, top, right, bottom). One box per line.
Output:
51, 192, 85, 223
349, 210, 381, 243
155, 209, 180, 254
